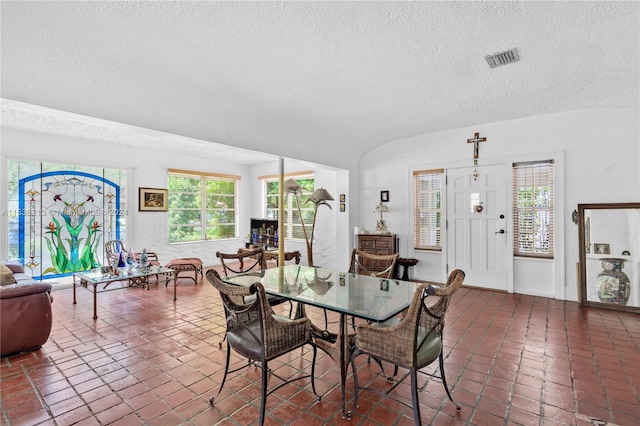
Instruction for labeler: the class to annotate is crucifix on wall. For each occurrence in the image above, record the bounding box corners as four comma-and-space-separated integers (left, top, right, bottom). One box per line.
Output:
467, 132, 486, 165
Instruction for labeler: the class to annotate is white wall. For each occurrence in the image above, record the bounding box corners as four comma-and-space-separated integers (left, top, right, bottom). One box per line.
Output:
360, 108, 639, 301
0, 128, 348, 270
2, 107, 637, 301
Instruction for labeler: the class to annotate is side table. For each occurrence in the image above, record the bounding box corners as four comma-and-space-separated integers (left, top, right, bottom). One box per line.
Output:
396, 258, 419, 281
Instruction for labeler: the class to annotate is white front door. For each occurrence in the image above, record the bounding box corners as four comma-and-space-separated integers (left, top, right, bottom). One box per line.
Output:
446, 165, 509, 291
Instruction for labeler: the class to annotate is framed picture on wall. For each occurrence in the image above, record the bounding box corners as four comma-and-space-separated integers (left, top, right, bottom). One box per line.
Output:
380, 190, 389, 202
139, 187, 168, 212
593, 243, 610, 255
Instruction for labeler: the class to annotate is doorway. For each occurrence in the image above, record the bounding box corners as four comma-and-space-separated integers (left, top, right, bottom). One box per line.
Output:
446, 164, 509, 291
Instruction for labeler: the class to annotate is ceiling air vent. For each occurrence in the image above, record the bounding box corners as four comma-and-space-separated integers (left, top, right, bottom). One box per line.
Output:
485, 48, 519, 68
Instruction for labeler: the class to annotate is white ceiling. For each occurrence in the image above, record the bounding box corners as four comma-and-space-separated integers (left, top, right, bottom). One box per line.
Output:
1, 1, 638, 168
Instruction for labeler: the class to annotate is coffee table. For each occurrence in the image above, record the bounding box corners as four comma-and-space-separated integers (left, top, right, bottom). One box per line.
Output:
73, 267, 177, 319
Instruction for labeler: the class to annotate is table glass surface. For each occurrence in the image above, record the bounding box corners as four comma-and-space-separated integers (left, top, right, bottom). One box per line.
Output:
221, 265, 422, 323
74, 267, 174, 284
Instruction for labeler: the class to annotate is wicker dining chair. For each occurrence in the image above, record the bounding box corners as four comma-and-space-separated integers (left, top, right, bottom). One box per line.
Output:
216, 248, 293, 318
320, 249, 399, 331
350, 269, 465, 425
205, 269, 319, 425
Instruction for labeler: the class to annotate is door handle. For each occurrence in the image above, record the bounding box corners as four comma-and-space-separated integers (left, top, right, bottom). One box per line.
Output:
495, 229, 505, 234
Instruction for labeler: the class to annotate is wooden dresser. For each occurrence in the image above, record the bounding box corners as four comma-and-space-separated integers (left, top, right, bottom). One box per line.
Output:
357, 233, 398, 273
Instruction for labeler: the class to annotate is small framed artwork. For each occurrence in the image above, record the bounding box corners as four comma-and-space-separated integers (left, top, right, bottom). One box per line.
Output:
139, 187, 168, 212
380, 190, 389, 202
339, 194, 346, 203
593, 243, 610, 255
380, 279, 390, 292
339, 203, 346, 212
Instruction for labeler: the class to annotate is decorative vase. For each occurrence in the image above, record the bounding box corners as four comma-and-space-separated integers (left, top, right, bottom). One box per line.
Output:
596, 258, 631, 305
117, 251, 126, 268
139, 248, 149, 269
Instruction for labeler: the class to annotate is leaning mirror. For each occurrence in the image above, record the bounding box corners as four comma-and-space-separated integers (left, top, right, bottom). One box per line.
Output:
578, 203, 640, 313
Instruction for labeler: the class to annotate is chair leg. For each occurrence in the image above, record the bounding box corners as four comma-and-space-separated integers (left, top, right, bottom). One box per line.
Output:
439, 352, 461, 411
210, 341, 232, 405
260, 359, 268, 426
310, 344, 319, 399
410, 367, 422, 426
350, 353, 361, 416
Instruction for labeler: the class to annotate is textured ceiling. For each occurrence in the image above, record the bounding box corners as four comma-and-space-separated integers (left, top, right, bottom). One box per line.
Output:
1, 1, 638, 168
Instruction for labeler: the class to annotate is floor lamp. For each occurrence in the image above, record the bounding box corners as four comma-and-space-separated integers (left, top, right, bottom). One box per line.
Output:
284, 179, 333, 267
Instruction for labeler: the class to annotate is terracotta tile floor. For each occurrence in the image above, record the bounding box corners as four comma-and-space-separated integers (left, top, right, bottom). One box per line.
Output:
1, 266, 638, 425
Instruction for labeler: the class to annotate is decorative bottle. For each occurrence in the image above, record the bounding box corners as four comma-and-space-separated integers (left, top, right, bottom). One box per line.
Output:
140, 249, 149, 269
118, 251, 126, 268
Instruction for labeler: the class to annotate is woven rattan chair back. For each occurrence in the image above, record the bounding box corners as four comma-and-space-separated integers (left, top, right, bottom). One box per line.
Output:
216, 247, 267, 276
105, 239, 159, 266
105, 240, 126, 264
216, 247, 292, 318
205, 269, 318, 425
348, 248, 398, 279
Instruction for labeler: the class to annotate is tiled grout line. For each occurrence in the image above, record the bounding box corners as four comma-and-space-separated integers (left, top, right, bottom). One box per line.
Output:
541, 296, 562, 425
609, 311, 640, 402
21, 363, 53, 421
427, 286, 497, 423
574, 308, 609, 423
497, 293, 529, 426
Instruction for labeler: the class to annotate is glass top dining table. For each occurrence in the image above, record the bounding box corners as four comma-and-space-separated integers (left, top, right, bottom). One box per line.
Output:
220, 264, 427, 418
220, 264, 422, 322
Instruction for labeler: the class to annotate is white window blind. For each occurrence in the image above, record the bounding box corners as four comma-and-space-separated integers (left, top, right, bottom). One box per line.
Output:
512, 160, 554, 258
413, 169, 443, 250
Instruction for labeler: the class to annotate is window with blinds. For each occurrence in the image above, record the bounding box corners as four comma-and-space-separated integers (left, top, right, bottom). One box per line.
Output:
512, 160, 554, 258
168, 169, 239, 243
413, 169, 443, 250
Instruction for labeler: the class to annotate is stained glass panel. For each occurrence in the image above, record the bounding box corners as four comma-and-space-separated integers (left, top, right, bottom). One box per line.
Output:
7, 160, 126, 280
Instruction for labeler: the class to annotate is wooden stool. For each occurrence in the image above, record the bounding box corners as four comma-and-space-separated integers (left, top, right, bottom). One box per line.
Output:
165, 257, 203, 284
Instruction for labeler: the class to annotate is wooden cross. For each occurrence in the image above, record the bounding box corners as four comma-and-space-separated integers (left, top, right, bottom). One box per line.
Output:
467, 132, 486, 162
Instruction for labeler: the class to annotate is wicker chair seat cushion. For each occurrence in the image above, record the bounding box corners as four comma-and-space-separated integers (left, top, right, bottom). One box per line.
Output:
227, 315, 294, 360
416, 330, 442, 368
364, 320, 442, 368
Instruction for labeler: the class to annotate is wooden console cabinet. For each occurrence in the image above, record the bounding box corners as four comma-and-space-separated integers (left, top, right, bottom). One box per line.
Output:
357, 233, 398, 273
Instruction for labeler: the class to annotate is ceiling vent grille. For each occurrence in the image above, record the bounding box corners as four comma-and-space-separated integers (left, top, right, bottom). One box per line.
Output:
485, 48, 519, 68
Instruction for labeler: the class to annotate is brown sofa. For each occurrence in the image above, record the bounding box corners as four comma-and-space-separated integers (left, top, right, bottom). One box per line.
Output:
1, 262, 53, 357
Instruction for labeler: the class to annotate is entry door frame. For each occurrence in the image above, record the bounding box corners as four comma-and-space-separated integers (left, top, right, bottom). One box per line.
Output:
410, 151, 564, 299
443, 162, 514, 293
